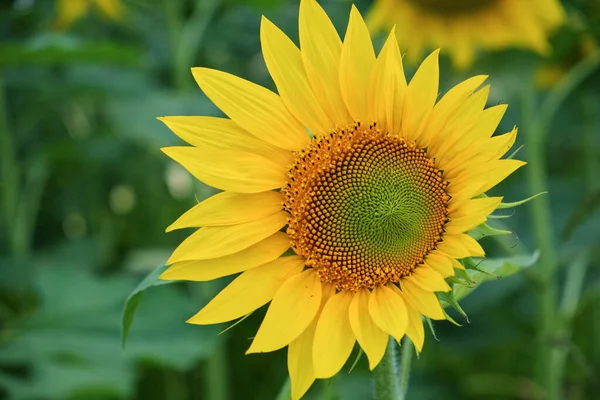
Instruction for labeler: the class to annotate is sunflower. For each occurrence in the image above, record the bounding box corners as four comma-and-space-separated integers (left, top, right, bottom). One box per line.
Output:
367, 0, 565, 69
54, 0, 124, 29
159, 0, 524, 398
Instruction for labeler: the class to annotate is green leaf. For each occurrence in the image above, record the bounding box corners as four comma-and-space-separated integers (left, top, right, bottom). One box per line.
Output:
121, 264, 172, 348
452, 252, 540, 302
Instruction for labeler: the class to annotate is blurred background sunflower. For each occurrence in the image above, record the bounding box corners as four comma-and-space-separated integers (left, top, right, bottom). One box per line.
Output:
367, 0, 565, 68
1, 0, 600, 400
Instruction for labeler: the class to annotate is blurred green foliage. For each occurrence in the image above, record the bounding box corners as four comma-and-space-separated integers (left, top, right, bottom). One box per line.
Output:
1, 0, 600, 399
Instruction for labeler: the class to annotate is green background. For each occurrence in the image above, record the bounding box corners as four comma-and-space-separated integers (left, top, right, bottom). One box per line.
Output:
1, 0, 599, 399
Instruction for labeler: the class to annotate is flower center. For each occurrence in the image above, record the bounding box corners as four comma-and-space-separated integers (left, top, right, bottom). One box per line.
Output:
283, 123, 449, 291
408, 0, 498, 14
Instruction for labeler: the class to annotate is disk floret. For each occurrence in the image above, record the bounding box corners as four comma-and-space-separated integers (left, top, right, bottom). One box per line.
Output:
283, 123, 450, 291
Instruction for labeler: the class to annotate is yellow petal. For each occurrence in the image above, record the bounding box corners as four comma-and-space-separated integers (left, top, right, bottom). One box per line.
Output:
424, 253, 455, 278
287, 283, 336, 400
348, 289, 388, 370
160, 232, 290, 281
339, 5, 376, 123
368, 28, 406, 133
436, 254, 466, 270
430, 75, 488, 118
368, 284, 408, 342
436, 234, 473, 259
394, 288, 425, 353
481, 127, 518, 161
467, 104, 508, 141
192, 68, 309, 150
299, 0, 350, 127
445, 197, 503, 234
167, 191, 283, 231
162, 146, 290, 194
420, 75, 488, 148
449, 159, 526, 198
432, 85, 491, 159
313, 291, 356, 378
288, 318, 317, 400
459, 234, 486, 257
476, 159, 527, 194
400, 278, 445, 320
260, 16, 331, 135
408, 265, 451, 292
402, 49, 439, 142
187, 256, 305, 324
449, 195, 503, 216
158, 116, 291, 166
247, 269, 322, 353
167, 212, 288, 264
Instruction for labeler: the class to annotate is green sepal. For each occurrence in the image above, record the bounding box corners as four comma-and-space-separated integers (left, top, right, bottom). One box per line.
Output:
469, 265, 500, 279
462, 257, 478, 270
438, 291, 469, 322
445, 274, 476, 288
349, 348, 364, 373
486, 213, 514, 219
469, 223, 512, 240
454, 265, 477, 282
452, 251, 540, 302
507, 144, 525, 159
219, 312, 253, 335
496, 192, 547, 209
424, 317, 439, 341
443, 309, 462, 327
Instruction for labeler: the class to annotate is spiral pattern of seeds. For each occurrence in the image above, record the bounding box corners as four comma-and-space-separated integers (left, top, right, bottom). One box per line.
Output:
283, 123, 450, 291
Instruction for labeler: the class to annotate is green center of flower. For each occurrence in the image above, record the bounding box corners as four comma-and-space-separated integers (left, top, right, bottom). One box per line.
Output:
283, 123, 449, 291
409, 0, 498, 14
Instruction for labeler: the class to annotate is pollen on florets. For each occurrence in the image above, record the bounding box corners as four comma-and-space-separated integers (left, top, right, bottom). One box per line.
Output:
282, 122, 450, 291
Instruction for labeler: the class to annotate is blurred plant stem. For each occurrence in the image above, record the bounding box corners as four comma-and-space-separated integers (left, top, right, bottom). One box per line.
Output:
372, 337, 401, 400
0, 78, 48, 259
275, 378, 291, 400
581, 94, 599, 192
522, 50, 600, 400
0, 77, 22, 257
166, 0, 220, 92
196, 283, 230, 400
204, 339, 229, 400
521, 87, 559, 400
551, 254, 589, 397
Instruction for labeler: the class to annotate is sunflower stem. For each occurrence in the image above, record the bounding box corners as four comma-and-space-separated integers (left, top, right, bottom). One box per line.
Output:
399, 337, 414, 398
372, 337, 401, 400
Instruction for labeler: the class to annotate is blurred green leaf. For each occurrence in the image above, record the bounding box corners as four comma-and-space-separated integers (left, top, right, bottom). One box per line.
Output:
453, 251, 540, 302
0, 35, 142, 67
121, 264, 171, 348
0, 248, 217, 399
562, 187, 600, 240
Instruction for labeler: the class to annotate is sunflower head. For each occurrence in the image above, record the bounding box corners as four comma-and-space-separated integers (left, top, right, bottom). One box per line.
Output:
159, 1, 525, 398
283, 122, 451, 291
367, 0, 566, 68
